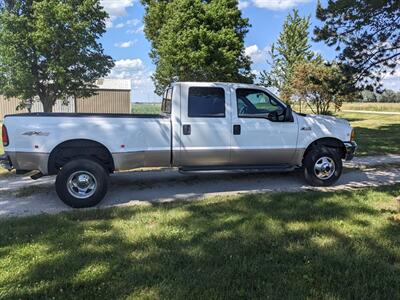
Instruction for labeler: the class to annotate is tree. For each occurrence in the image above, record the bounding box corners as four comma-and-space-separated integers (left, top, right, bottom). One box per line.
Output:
0, 0, 114, 112
379, 89, 400, 103
260, 9, 317, 98
283, 61, 359, 115
314, 0, 400, 91
361, 90, 377, 102
142, 0, 253, 95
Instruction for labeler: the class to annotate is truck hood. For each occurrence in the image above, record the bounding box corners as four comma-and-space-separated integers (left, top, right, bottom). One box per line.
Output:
296, 113, 353, 142
302, 114, 351, 127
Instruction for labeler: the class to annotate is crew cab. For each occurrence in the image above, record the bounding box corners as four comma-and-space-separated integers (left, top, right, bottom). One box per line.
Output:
1, 82, 357, 208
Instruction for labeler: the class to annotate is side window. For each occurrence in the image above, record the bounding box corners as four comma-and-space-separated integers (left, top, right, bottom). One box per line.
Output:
236, 89, 283, 117
161, 87, 173, 114
188, 87, 225, 118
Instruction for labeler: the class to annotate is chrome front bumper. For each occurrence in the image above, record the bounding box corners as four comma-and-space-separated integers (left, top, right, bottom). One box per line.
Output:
0, 154, 13, 170
343, 141, 357, 161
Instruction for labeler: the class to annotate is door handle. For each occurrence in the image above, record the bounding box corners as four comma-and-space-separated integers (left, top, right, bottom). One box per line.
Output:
233, 124, 241, 135
183, 124, 191, 135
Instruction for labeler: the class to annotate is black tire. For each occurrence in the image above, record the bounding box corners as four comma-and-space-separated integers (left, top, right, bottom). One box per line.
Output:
303, 147, 342, 186
55, 159, 109, 208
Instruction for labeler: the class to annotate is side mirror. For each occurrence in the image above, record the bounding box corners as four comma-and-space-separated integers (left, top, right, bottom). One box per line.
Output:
267, 110, 279, 121
285, 105, 294, 122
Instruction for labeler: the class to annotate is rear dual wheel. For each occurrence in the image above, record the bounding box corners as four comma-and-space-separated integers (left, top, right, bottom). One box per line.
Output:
55, 159, 109, 208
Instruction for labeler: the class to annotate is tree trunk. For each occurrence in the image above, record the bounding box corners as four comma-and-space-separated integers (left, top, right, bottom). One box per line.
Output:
41, 99, 54, 113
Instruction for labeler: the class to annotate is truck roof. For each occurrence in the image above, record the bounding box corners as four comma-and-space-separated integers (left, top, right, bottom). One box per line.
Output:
174, 81, 263, 88
172, 81, 279, 99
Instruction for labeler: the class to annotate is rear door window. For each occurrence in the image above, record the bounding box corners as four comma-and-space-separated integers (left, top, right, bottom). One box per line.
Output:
188, 87, 225, 118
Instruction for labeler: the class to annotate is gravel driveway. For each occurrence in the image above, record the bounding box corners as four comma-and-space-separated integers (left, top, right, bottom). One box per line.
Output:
1, 154, 400, 218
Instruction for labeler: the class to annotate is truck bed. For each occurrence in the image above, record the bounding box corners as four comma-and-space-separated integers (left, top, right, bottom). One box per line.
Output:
6, 112, 168, 118
3, 113, 172, 174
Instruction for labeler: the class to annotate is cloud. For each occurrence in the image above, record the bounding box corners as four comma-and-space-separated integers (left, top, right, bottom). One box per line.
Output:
126, 19, 141, 27
113, 58, 144, 71
108, 59, 160, 101
130, 74, 159, 102
238, 0, 250, 9
105, 19, 114, 29
101, 0, 135, 18
245, 44, 269, 64
127, 24, 144, 34
382, 79, 400, 91
382, 66, 400, 79
382, 66, 400, 91
113, 18, 144, 34
250, 0, 311, 10
115, 19, 140, 28
101, 0, 136, 28
114, 40, 138, 48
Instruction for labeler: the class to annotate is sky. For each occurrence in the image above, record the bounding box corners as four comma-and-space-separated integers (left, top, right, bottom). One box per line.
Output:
99, 0, 399, 102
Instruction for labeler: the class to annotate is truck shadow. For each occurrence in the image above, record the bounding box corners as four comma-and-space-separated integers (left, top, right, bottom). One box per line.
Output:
3, 166, 400, 218
101, 168, 380, 207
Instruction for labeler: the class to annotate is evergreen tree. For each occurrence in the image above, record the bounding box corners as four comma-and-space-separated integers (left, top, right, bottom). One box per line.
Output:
142, 0, 254, 95
260, 9, 317, 97
314, 0, 400, 91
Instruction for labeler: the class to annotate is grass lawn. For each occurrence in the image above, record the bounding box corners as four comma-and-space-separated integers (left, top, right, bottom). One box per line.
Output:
337, 112, 400, 156
342, 102, 400, 112
131, 102, 161, 115
1, 185, 400, 299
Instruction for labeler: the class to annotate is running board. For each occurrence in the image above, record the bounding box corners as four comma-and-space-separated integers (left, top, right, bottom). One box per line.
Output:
179, 165, 296, 174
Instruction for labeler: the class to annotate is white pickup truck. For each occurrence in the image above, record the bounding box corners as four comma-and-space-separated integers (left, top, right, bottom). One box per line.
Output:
1, 82, 356, 208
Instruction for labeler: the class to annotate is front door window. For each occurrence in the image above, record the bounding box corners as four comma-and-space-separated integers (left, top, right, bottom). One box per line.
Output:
236, 88, 285, 121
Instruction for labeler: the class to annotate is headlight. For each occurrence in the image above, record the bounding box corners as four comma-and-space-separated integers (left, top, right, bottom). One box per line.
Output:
351, 129, 356, 141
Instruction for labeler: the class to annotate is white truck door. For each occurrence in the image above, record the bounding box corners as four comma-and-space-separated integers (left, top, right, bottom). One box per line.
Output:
230, 87, 299, 165
177, 83, 232, 167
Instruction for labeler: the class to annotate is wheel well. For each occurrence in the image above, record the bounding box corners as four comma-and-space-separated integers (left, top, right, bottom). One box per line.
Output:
303, 138, 346, 162
48, 139, 114, 175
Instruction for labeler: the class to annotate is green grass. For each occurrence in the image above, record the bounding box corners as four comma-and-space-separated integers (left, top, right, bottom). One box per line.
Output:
337, 112, 400, 156
131, 102, 162, 114
1, 185, 400, 299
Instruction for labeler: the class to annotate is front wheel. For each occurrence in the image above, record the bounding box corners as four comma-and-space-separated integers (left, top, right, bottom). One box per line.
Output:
303, 147, 342, 186
55, 159, 109, 208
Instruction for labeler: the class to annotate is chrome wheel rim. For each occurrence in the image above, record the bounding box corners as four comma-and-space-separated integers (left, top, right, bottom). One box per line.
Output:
67, 171, 97, 199
314, 157, 335, 180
